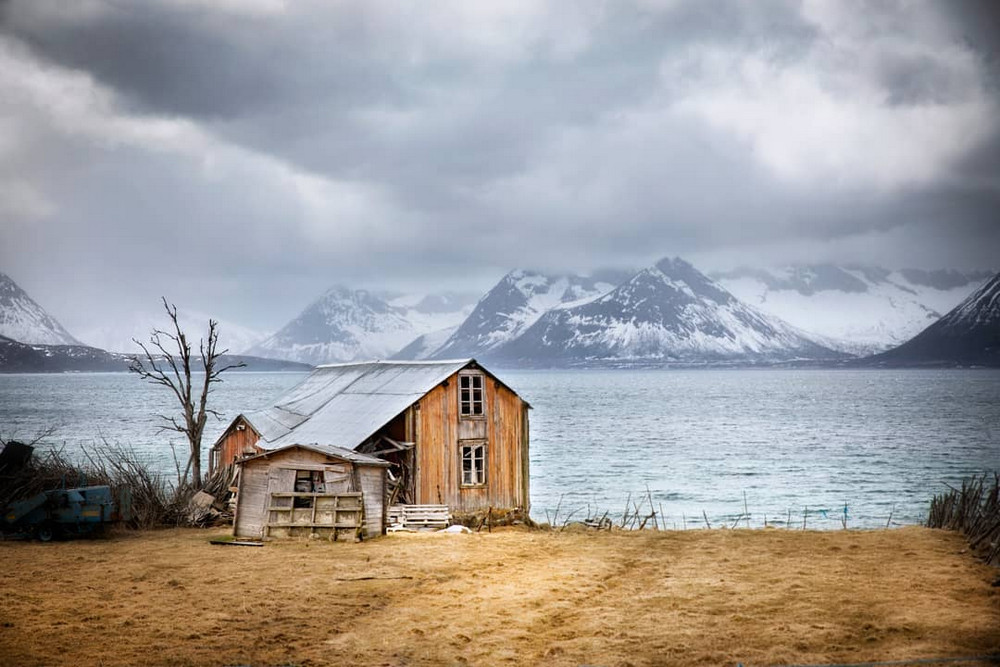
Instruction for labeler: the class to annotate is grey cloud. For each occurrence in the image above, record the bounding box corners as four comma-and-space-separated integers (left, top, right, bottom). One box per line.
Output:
0, 0, 997, 333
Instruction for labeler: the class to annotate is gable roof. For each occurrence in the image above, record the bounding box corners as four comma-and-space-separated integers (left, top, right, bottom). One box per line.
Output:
237, 443, 390, 467
235, 359, 516, 452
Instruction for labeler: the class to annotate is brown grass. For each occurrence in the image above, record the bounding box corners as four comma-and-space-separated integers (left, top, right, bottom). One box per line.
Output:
0, 526, 998, 666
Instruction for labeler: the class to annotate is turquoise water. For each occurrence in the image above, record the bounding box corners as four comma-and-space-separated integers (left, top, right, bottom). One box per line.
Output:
1, 369, 997, 528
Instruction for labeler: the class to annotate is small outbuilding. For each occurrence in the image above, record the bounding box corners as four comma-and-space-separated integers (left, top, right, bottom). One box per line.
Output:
213, 359, 530, 529
233, 444, 389, 541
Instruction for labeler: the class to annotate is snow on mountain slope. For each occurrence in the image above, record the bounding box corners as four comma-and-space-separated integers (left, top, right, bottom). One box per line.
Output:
391, 325, 460, 361
78, 309, 267, 355
427, 270, 615, 359
0, 272, 81, 346
246, 287, 472, 365
494, 258, 838, 366
713, 265, 992, 355
872, 271, 1000, 366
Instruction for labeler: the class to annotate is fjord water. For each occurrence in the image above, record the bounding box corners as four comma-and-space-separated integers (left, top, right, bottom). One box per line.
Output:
1, 369, 997, 529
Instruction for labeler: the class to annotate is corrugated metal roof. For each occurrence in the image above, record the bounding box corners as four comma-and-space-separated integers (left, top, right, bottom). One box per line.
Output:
238, 443, 390, 467
248, 360, 474, 450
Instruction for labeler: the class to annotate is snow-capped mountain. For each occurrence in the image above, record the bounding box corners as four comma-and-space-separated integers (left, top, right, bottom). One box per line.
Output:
0, 272, 81, 346
714, 265, 992, 355
492, 257, 839, 366
78, 309, 267, 355
425, 270, 616, 360
245, 287, 473, 365
871, 272, 1000, 367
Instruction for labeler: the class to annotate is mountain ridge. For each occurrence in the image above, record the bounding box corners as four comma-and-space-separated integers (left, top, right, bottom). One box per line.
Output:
476, 258, 842, 367
0, 272, 82, 346
714, 264, 992, 355
245, 286, 473, 365
866, 272, 1000, 367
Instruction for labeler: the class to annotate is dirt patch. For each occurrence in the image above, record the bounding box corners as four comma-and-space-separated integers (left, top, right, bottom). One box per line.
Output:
0, 526, 997, 666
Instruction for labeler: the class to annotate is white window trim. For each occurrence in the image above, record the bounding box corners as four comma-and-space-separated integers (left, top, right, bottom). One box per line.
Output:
458, 372, 485, 419
459, 441, 487, 487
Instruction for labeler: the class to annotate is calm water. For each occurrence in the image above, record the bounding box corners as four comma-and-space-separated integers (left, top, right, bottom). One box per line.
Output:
1, 369, 997, 528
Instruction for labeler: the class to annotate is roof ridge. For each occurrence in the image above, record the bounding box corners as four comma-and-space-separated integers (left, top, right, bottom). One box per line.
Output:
315, 358, 472, 368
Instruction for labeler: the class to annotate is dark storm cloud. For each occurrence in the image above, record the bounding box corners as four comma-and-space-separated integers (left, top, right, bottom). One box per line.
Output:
0, 0, 998, 332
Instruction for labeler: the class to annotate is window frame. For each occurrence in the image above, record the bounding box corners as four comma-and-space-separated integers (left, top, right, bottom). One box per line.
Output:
292, 469, 325, 508
459, 441, 487, 488
458, 372, 486, 419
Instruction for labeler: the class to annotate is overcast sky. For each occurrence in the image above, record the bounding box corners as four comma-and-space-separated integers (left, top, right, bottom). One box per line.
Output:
1, 0, 998, 332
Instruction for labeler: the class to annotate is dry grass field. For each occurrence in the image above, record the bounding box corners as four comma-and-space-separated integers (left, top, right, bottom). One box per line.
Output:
0, 526, 998, 666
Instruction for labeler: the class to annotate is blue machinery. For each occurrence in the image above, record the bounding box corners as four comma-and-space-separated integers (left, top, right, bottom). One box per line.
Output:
2, 485, 130, 541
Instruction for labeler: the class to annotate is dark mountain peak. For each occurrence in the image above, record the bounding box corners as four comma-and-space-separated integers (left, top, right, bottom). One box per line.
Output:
0, 272, 31, 305
0, 272, 23, 298
870, 271, 1000, 367
940, 272, 1000, 330
648, 256, 733, 304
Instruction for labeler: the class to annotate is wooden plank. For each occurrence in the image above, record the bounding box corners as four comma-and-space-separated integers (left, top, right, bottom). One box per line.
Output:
270, 491, 362, 498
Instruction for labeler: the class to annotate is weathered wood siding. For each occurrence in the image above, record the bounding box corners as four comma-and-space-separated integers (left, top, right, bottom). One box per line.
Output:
233, 456, 270, 539
233, 447, 385, 539
358, 466, 386, 538
414, 374, 528, 513
212, 416, 263, 473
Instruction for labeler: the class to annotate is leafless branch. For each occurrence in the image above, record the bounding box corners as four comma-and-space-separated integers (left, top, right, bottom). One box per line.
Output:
128, 297, 244, 489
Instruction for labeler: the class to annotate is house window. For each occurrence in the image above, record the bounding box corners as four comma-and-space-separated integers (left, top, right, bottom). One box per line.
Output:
461, 443, 486, 486
293, 470, 325, 508
459, 374, 484, 417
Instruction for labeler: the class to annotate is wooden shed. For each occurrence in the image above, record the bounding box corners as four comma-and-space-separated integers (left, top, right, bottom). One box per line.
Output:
212, 359, 531, 517
233, 444, 389, 540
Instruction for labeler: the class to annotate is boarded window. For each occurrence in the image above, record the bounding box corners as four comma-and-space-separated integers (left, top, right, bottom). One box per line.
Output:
459, 374, 484, 417
461, 443, 486, 486
293, 469, 325, 508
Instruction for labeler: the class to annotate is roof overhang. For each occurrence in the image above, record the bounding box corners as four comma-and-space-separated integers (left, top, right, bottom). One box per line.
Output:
236, 443, 391, 468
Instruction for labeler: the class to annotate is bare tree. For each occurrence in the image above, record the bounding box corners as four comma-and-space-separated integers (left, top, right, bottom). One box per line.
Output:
128, 298, 244, 489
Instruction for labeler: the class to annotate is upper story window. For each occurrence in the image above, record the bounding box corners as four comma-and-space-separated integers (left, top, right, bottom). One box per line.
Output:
459, 373, 484, 417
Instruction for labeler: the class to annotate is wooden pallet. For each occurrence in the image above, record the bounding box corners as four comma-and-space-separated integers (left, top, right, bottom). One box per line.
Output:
387, 504, 450, 531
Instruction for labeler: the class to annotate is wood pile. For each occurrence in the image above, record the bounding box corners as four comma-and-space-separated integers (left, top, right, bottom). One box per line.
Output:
927, 472, 1000, 566
387, 504, 450, 531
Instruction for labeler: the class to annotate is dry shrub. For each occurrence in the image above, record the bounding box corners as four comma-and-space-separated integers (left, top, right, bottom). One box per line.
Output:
0, 437, 228, 530
927, 472, 1000, 566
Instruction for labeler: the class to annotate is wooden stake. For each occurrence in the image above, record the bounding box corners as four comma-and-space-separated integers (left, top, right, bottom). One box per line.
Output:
646, 485, 659, 531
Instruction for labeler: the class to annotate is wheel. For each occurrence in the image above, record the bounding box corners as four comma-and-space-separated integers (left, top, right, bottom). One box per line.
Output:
36, 523, 57, 542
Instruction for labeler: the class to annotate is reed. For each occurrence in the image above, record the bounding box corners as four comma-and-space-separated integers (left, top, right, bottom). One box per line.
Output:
927, 472, 1000, 566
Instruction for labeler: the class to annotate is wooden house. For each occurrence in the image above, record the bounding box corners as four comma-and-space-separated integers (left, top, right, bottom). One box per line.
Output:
233, 444, 388, 540
213, 359, 530, 522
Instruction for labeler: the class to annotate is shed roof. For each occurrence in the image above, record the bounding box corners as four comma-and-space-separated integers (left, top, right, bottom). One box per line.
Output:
236, 359, 513, 451
237, 443, 390, 467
